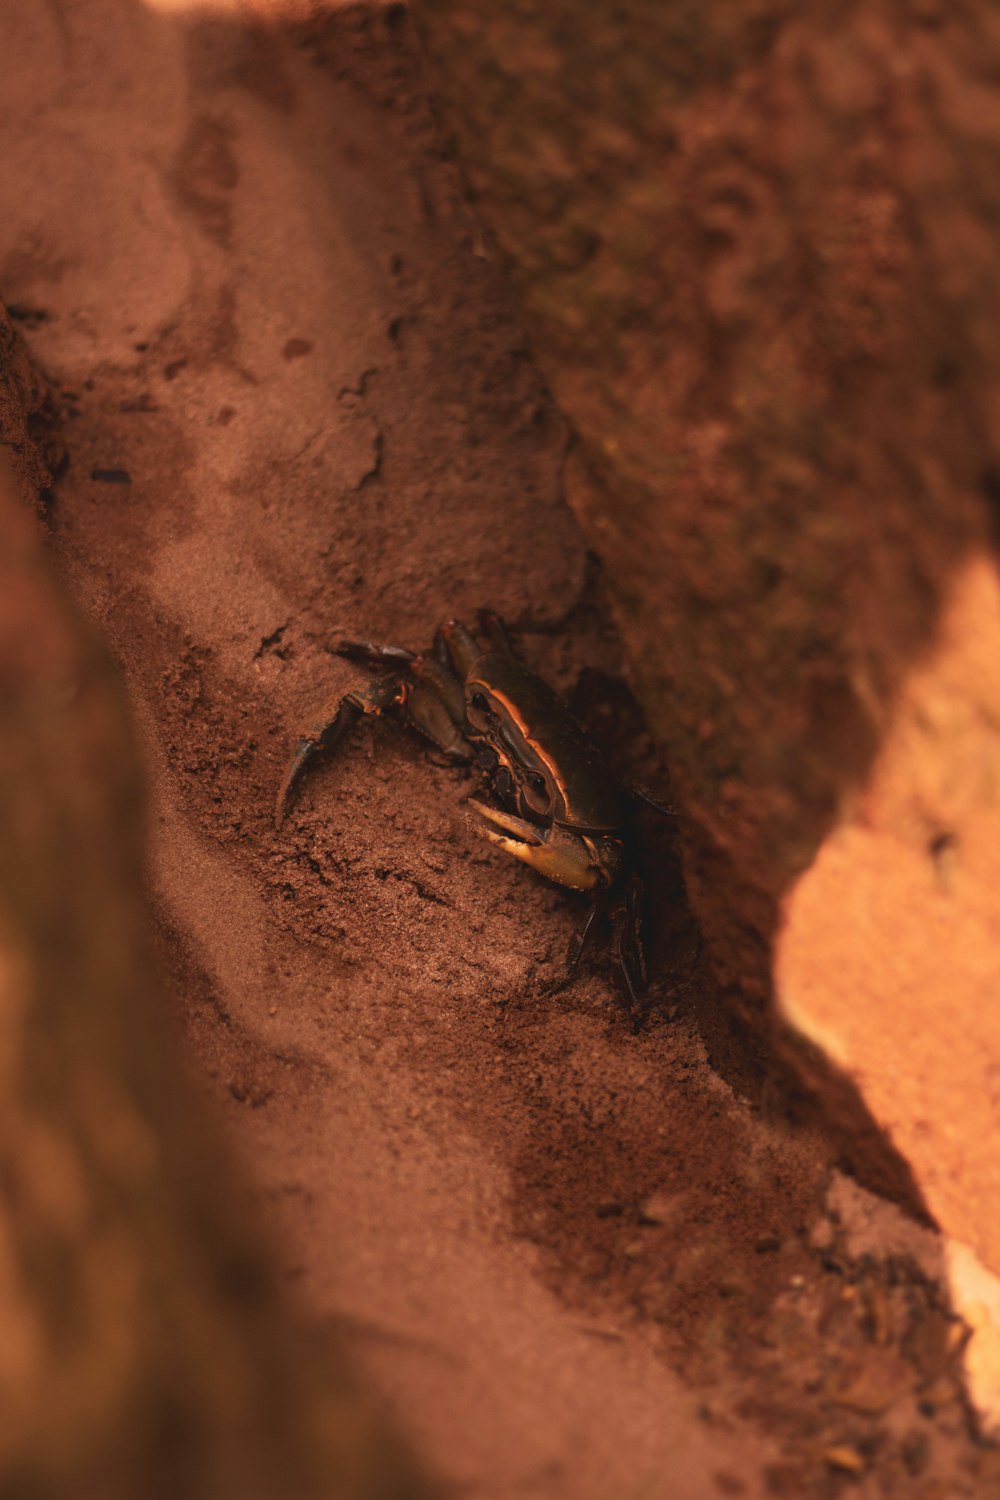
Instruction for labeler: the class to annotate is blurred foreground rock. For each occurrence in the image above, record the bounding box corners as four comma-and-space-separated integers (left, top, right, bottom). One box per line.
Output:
0, 304, 61, 505
412, 0, 1000, 1399
0, 355, 423, 1497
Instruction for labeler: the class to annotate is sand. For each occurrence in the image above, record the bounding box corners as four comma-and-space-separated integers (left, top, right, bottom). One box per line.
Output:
1, 2, 989, 1495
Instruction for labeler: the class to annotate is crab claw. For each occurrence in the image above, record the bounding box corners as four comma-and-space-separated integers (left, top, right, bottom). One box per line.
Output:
467, 799, 601, 892
274, 736, 323, 828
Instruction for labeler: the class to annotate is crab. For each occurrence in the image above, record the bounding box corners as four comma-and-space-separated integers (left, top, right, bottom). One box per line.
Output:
274, 611, 670, 1008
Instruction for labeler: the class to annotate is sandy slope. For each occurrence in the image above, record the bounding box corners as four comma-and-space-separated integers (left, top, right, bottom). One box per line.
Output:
1, 3, 985, 1496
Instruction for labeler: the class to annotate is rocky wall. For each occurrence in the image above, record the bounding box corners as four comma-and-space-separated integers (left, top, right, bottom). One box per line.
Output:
411, 0, 1000, 1286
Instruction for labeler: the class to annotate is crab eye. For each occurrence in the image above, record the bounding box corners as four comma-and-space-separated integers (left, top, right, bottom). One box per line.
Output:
470, 692, 489, 713
521, 769, 552, 816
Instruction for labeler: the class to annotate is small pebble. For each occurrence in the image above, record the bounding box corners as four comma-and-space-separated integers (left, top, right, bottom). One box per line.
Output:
808, 1216, 835, 1250
824, 1444, 865, 1474
595, 1201, 623, 1219
638, 1189, 674, 1225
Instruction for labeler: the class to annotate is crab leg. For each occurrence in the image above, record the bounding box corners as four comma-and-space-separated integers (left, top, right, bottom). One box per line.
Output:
274, 672, 404, 828
275, 644, 473, 827
406, 679, 469, 758
436, 619, 481, 678
467, 799, 601, 892
609, 873, 648, 1009
631, 784, 677, 818
334, 639, 416, 668
476, 608, 517, 658
336, 638, 467, 746
567, 894, 605, 971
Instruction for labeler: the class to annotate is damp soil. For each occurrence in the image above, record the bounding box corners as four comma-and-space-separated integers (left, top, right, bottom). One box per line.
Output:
3, 2, 996, 1496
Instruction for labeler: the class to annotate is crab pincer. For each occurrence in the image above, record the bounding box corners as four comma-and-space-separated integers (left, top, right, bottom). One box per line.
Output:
467, 799, 606, 892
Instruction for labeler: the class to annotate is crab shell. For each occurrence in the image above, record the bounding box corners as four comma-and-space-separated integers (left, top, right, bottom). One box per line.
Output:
462, 652, 628, 894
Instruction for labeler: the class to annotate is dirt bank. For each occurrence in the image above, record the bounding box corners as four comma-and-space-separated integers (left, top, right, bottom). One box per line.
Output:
1, 2, 992, 1495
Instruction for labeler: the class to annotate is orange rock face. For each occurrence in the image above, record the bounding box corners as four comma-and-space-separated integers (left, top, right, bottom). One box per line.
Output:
778, 554, 1000, 1270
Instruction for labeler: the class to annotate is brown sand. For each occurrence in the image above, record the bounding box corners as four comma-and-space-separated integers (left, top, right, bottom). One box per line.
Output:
1, 2, 991, 1495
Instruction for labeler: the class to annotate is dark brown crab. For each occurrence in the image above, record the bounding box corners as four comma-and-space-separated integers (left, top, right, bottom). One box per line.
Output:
274, 611, 670, 1007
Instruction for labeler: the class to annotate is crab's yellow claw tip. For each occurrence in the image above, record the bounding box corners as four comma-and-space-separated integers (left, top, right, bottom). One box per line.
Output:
467, 799, 542, 843
466, 801, 599, 892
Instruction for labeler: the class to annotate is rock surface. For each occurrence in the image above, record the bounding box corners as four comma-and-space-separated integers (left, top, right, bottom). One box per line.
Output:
411, 0, 1000, 1306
